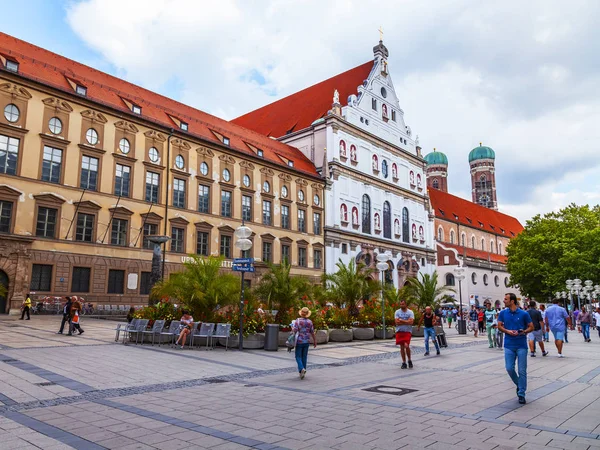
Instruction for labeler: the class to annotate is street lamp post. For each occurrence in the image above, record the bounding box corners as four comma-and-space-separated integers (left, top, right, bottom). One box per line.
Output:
376, 252, 391, 338
584, 280, 593, 310
454, 266, 466, 335
234, 223, 253, 351
573, 279, 582, 310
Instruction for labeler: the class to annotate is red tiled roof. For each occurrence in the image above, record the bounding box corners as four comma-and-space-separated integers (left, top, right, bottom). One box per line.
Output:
428, 188, 523, 238
0, 32, 319, 177
440, 242, 508, 264
232, 61, 374, 137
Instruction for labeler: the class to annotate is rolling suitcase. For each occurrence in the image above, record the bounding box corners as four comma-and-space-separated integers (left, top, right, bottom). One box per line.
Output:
436, 333, 448, 348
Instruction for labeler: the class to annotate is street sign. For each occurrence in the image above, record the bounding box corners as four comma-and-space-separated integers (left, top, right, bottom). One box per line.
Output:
233, 258, 254, 264
232, 264, 255, 273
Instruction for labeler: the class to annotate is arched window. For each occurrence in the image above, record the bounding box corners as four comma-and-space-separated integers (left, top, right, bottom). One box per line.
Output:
472, 273, 477, 285
490, 240, 494, 253
498, 242, 503, 255
383, 201, 391, 238
483, 274, 489, 286
432, 179, 439, 189
481, 238, 485, 250
461, 233, 466, 247
437, 227, 443, 242
402, 207, 409, 243
480, 174, 487, 182
450, 230, 455, 244
445, 273, 455, 286
362, 194, 371, 234
494, 275, 499, 287
385, 260, 394, 285
471, 236, 475, 248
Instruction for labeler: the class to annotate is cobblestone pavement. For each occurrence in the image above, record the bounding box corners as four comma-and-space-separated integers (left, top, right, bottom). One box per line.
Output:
0, 316, 599, 449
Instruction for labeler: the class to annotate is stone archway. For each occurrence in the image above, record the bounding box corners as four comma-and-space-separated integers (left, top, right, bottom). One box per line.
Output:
0, 270, 8, 314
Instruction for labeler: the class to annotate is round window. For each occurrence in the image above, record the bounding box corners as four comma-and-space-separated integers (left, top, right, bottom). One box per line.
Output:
200, 162, 209, 176
175, 155, 185, 170
314, 194, 320, 206
281, 185, 288, 198
243, 174, 251, 187
3, 104, 19, 123
149, 147, 159, 163
119, 138, 130, 154
381, 87, 387, 98
263, 181, 270, 193
49, 117, 62, 135
298, 190, 305, 202
85, 128, 99, 145
222, 168, 231, 182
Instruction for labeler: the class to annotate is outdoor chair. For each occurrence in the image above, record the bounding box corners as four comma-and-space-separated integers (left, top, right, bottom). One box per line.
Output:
187, 322, 201, 348
96, 305, 104, 315
131, 319, 149, 345
192, 323, 215, 350
212, 323, 232, 351
160, 320, 181, 347
141, 320, 165, 346
115, 318, 138, 342
118, 305, 126, 314
111, 305, 119, 315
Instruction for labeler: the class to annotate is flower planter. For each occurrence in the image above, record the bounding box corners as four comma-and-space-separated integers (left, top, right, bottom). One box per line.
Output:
375, 327, 395, 339
219, 333, 265, 349
352, 327, 375, 340
316, 329, 329, 344
411, 326, 424, 337
328, 329, 353, 342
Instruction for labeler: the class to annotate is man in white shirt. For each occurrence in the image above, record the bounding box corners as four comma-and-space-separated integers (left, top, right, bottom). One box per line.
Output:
594, 308, 600, 338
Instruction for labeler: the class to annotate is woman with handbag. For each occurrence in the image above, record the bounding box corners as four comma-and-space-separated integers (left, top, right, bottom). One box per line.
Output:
175, 310, 194, 349
292, 307, 316, 379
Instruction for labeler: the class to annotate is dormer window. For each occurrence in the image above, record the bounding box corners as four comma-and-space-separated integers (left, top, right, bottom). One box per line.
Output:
180, 122, 188, 131
76, 85, 87, 96
132, 105, 142, 115
223, 137, 230, 146
288, 161, 294, 167
5, 60, 18, 72
257, 149, 263, 157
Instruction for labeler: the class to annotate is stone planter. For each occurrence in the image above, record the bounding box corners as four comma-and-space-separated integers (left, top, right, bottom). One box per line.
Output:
352, 327, 375, 340
328, 329, 353, 342
411, 326, 424, 337
218, 333, 265, 349
315, 329, 329, 344
375, 327, 395, 339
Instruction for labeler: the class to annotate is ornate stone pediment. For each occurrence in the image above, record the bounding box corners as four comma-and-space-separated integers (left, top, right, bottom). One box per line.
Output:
140, 212, 163, 221
0, 185, 23, 198
32, 193, 65, 204
194, 221, 213, 230
280, 236, 293, 244
218, 225, 235, 233
295, 178, 308, 186
0, 83, 32, 99
169, 216, 190, 225
196, 146, 214, 157
218, 155, 236, 164
144, 130, 166, 142
80, 110, 108, 124
114, 120, 139, 133
311, 182, 322, 191
239, 160, 255, 170
171, 138, 191, 150
261, 233, 276, 241
109, 206, 134, 216
73, 200, 101, 211
42, 97, 73, 112
297, 239, 309, 246
278, 173, 292, 181
260, 167, 274, 176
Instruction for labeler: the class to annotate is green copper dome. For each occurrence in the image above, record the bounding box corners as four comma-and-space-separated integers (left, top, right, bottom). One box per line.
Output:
469, 144, 495, 162
424, 150, 448, 166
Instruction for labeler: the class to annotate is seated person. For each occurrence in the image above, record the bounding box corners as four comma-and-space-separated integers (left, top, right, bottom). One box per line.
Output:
175, 310, 194, 349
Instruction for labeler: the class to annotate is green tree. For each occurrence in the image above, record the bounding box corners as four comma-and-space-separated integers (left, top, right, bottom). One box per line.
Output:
506, 203, 600, 299
402, 272, 455, 313
254, 260, 312, 324
151, 255, 240, 321
323, 258, 379, 317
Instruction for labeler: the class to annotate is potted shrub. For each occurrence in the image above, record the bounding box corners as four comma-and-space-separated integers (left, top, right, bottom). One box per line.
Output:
326, 308, 353, 342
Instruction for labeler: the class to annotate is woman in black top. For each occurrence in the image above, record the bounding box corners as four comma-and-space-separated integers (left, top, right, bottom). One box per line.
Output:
422, 306, 440, 356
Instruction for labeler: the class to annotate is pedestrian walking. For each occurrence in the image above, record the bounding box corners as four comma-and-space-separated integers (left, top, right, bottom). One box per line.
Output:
469, 305, 479, 337
540, 304, 549, 342
594, 308, 600, 338
57, 296, 73, 334
395, 300, 415, 369
544, 298, 572, 358
422, 306, 440, 356
69, 296, 84, 335
447, 308, 453, 329
478, 308, 485, 334
580, 306, 591, 342
498, 293, 534, 404
292, 307, 316, 379
484, 301, 498, 348
527, 301, 548, 357
19, 293, 32, 320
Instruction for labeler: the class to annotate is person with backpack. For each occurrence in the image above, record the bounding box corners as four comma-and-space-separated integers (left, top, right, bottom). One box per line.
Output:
292, 307, 316, 379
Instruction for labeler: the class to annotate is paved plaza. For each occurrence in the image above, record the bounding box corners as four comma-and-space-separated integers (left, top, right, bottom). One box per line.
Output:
0, 317, 599, 449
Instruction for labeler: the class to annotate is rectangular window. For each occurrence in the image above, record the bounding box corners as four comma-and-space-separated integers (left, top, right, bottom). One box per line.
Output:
242, 195, 252, 222
5, 60, 18, 72
173, 178, 186, 208
107, 269, 125, 294
198, 185, 210, 213
75, 213, 94, 242
288, 161, 294, 167
391, 110, 396, 121
41, 146, 63, 184
30, 264, 52, 291
76, 85, 87, 96
298, 209, 306, 232
140, 272, 152, 295
142, 223, 158, 249
341, 243, 348, 254
282, 245, 290, 263
221, 190, 232, 217
114, 164, 131, 197
314, 250, 322, 269
262, 200, 271, 226
262, 241, 272, 263
36, 207, 57, 238
241, 247, 251, 259
171, 227, 185, 253
223, 137, 230, 146
0, 134, 19, 175
220, 235, 231, 258
0, 201, 12, 233
196, 231, 209, 256
132, 105, 142, 115
281, 205, 290, 229
145, 171, 160, 203
111, 218, 128, 246
71, 267, 90, 293
80, 155, 98, 190
298, 247, 307, 267
372, 98, 377, 110
180, 122, 188, 131
313, 212, 321, 235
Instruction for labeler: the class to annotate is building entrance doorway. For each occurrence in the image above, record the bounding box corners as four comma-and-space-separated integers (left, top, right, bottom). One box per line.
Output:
0, 270, 8, 314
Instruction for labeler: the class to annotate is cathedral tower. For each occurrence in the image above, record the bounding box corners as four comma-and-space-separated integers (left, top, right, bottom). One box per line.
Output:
424, 149, 448, 192
469, 143, 497, 210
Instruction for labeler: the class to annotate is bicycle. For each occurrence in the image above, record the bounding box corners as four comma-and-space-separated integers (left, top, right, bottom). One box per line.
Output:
81, 303, 94, 315
455, 320, 475, 333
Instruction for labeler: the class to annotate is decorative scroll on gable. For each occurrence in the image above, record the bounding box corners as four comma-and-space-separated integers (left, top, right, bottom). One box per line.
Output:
144, 130, 166, 142
278, 173, 292, 182
80, 110, 108, 124
260, 167, 274, 177
114, 120, 139, 134
171, 138, 191, 151
218, 154, 236, 165
239, 160, 255, 170
42, 97, 73, 112
0, 83, 32, 99
197, 146, 214, 157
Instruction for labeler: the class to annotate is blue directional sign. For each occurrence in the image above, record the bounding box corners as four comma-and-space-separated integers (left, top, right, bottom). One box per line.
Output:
233, 258, 254, 265
232, 264, 255, 273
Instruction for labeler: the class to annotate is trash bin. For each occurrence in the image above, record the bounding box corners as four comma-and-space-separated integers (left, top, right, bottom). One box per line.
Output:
264, 324, 279, 351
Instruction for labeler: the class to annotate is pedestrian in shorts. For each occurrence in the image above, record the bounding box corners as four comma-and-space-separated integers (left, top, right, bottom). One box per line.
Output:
527, 301, 548, 357
395, 300, 415, 369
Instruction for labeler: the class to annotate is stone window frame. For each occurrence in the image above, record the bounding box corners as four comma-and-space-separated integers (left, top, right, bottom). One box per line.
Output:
143, 130, 166, 168
77, 150, 102, 192
242, 194, 253, 223
72, 200, 101, 243
313, 211, 322, 235
107, 269, 125, 294
240, 160, 255, 193
169, 217, 189, 254
41, 97, 72, 141
170, 139, 192, 185
0, 126, 26, 177
114, 120, 139, 159
262, 199, 272, 226
280, 236, 292, 264
79, 110, 108, 152
114, 161, 133, 198
33, 193, 65, 240
297, 208, 306, 233
139, 212, 162, 250
109, 206, 133, 247
280, 203, 291, 230
30, 263, 54, 292
295, 177, 308, 205
219, 154, 236, 188
220, 189, 233, 218
39, 137, 68, 185
0, 185, 22, 234
0, 82, 32, 131
196, 146, 214, 182
197, 183, 211, 214
143, 168, 162, 205
195, 221, 213, 256
261, 233, 275, 264
297, 240, 308, 268
218, 225, 235, 259
71, 266, 92, 293
172, 177, 187, 209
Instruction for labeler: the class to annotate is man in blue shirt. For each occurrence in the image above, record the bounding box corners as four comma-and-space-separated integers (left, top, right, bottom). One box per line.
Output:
498, 293, 534, 404
544, 298, 572, 358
